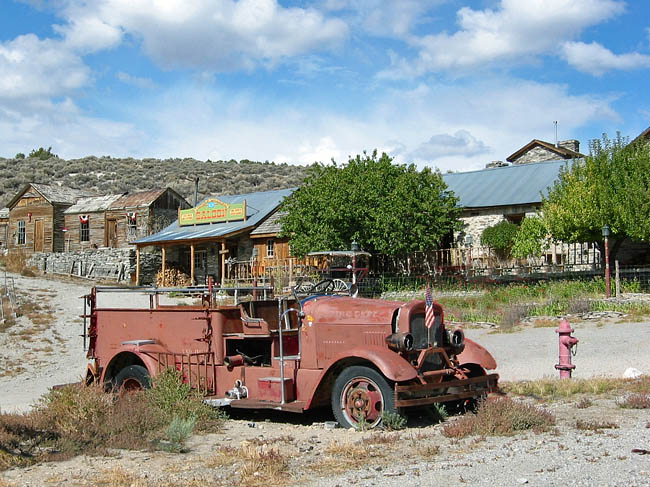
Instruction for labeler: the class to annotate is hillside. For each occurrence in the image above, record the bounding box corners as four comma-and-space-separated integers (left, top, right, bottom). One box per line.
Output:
0, 156, 310, 207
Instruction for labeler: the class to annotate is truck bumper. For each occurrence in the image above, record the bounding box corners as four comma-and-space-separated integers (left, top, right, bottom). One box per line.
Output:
394, 373, 499, 408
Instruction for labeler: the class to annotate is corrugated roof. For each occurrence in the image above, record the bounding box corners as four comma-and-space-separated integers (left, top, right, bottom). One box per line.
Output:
65, 194, 124, 214
8, 183, 94, 208
133, 188, 296, 245
250, 211, 285, 236
111, 188, 168, 209
442, 159, 572, 208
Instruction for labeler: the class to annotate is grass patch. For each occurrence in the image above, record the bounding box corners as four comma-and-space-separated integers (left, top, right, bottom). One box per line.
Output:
442, 397, 555, 438
0, 368, 226, 470
504, 376, 650, 399
311, 440, 385, 475
206, 444, 290, 487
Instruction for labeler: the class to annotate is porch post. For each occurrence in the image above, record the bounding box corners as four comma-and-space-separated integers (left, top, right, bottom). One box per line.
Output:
136, 246, 141, 286
161, 245, 166, 284
221, 240, 227, 287
190, 243, 195, 285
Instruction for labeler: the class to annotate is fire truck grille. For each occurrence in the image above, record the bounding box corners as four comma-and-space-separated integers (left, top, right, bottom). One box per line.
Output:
410, 313, 442, 350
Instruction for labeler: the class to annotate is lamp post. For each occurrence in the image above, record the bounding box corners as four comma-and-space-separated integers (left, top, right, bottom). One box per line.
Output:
602, 225, 611, 298
465, 234, 473, 276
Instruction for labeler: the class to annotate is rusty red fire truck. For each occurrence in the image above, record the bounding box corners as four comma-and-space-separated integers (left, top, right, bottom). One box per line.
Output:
82, 280, 498, 429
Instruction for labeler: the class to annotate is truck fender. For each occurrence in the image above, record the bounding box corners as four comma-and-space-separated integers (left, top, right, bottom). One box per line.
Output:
457, 338, 497, 370
102, 344, 169, 384
327, 346, 418, 382
303, 346, 417, 409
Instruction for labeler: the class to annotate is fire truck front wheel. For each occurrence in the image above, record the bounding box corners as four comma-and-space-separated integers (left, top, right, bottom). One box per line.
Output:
114, 365, 151, 392
332, 366, 395, 430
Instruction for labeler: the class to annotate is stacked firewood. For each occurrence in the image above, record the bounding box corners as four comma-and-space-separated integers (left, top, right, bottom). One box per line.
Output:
156, 268, 192, 287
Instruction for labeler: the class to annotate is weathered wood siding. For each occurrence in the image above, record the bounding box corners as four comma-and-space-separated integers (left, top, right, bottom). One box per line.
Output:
8, 194, 55, 255
63, 211, 106, 251
253, 237, 291, 261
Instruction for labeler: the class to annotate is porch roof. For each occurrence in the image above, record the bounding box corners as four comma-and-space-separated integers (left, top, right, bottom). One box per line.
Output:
442, 159, 574, 209
133, 187, 295, 245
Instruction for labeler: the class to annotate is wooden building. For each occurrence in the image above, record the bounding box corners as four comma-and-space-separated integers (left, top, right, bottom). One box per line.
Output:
63, 188, 189, 251
133, 188, 295, 285
249, 211, 291, 262
0, 208, 8, 249
6, 183, 93, 255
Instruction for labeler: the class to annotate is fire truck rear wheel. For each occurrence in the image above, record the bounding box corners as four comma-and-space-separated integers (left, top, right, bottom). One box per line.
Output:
332, 366, 395, 430
114, 365, 151, 392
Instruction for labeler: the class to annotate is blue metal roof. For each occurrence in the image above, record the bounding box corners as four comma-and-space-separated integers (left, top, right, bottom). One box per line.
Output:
442, 159, 574, 208
133, 187, 295, 245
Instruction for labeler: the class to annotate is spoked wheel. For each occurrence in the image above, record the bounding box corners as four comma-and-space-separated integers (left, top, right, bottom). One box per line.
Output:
332, 366, 395, 429
114, 365, 151, 393
294, 280, 315, 293
331, 279, 349, 292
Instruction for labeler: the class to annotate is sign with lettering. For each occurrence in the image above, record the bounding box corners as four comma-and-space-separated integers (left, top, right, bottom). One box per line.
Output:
179, 198, 246, 226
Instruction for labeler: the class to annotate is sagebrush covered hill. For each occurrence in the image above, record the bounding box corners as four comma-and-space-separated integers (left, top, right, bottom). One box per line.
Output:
0, 156, 310, 206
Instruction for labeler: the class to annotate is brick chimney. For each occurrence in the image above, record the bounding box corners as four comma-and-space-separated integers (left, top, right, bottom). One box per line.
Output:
558, 139, 579, 153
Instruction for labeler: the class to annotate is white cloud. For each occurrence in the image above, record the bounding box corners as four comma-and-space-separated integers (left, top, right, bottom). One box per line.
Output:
562, 41, 650, 75
323, 0, 441, 38
116, 71, 156, 89
381, 0, 625, 77
409, 130, 490, 160
0, 34, 89, 99
56, 0, 349, 70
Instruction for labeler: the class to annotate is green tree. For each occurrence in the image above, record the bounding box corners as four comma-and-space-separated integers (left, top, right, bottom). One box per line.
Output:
542, 133, 650, 260
278, 150, 460, 256
15, 153, 25, 159
480, 221, 519, 260
511, 216, 548, 259
28, 146, 58, 160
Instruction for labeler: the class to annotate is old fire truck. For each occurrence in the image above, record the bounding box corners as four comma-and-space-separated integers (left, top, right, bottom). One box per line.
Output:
82, 280, 498, 429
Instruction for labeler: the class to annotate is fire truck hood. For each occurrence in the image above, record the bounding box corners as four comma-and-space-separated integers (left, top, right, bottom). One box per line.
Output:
302, 296, 405, 326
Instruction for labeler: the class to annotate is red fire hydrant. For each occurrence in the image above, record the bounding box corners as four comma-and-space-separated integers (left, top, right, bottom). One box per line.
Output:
555, 319, 578, 378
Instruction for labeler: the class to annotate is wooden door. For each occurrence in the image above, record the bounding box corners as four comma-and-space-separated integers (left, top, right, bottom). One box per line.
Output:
106, 219, 118, 248
34, 220, 44, 252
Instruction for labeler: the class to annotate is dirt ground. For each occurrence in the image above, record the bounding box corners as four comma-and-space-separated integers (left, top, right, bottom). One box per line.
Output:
1, 272, 649, 486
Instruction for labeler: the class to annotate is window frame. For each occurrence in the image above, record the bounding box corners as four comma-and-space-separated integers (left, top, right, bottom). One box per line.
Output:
266, 238, 274, 258
17, 220, 26, 245
80, 220, 90, 242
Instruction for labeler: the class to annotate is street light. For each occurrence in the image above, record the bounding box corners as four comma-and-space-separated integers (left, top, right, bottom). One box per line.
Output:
602, 225, 611, 298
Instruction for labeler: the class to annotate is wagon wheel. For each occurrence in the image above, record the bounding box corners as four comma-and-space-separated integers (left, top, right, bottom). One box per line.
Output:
331, 279, 349, 293
294, 280, 315, 293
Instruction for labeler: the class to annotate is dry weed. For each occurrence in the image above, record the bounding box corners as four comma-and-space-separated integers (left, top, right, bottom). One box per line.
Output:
94, 467, 151, 487
576, 419, 619, 431
443, 397, 555, 439
617, 393, 650, 409
311, 440, 379, 475
575, 398, 593, 409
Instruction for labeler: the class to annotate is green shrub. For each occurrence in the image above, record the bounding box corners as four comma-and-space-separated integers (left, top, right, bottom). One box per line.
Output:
381, 411, 407, 431
512, 216, 548, 259
481, 221, 519, 259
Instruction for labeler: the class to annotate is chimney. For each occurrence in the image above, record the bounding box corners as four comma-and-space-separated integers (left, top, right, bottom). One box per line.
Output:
558, 140, 579, 153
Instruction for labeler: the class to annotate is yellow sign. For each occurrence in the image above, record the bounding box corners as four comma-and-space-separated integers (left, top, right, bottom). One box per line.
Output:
179, 198, 246, 226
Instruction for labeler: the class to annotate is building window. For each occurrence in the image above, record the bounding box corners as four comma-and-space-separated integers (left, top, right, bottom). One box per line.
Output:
17, 220, 26, 245
80, 221, 90, 242
266, 239, 274, 258
126, 212, 137, 240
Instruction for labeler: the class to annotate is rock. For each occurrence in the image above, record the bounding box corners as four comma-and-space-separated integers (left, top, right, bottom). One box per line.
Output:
517, 479, 529, 484
623, 367, 642, 379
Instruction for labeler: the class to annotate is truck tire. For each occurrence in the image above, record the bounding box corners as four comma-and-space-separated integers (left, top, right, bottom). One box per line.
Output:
332, 366, 395, 430
114, 365, 151, 392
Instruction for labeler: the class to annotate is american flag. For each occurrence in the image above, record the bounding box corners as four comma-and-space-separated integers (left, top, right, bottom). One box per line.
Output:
425, 285, 435, 329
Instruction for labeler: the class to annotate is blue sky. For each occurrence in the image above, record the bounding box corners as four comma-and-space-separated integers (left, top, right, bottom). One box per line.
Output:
1, 0, 648, 172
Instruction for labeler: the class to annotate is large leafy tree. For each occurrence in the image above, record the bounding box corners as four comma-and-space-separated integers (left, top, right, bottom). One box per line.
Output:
278, 151, 460, 256
542, 133, 650, 259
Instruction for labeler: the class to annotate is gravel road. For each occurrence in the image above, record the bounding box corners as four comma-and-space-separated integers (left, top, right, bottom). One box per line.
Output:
1, 273, 649, 486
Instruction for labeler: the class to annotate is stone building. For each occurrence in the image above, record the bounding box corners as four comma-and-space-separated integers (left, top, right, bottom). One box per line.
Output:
506, 139, 584, 164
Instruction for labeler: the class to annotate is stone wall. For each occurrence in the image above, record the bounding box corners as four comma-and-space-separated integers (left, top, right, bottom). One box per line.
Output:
455, 205, 538, 247
28, 248, 161, 284
512, 146, 562, 164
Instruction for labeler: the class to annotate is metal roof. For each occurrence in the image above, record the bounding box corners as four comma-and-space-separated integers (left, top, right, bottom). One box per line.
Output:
133, 188, 296, 245
111, 188, 184, 210
65, 194, 124, 214
442, 159, 572, 209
